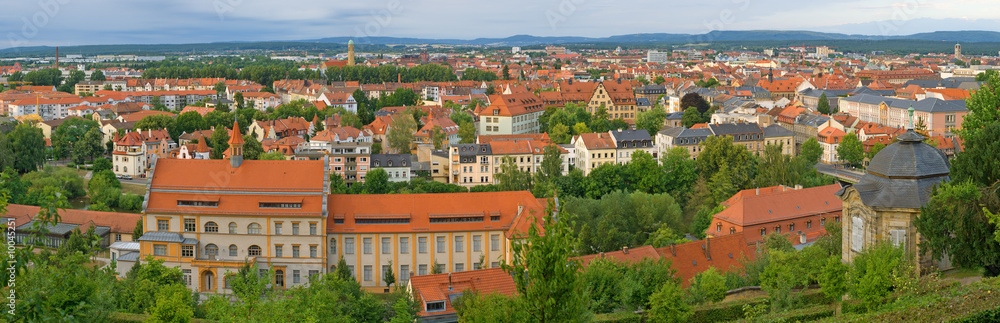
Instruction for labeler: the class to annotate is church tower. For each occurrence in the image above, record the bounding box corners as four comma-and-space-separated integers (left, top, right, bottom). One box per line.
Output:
348, 39, 355, 66
228, 120, 245, 168
955, 43, 963, 59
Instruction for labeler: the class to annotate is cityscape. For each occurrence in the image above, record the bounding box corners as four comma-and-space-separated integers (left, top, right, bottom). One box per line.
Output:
1, 1, 1000, 322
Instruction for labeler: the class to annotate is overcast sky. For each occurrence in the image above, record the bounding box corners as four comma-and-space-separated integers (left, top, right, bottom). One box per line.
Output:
3, 0, 1000, 48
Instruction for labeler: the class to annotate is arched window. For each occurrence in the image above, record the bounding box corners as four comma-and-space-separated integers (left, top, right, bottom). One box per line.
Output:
248, 245, 262, 256
760, 228, 766, 236
775, 225, 781, 234
228, 222, 237, 234
275, 269, 284, 287
229, 244, 238, 257
204, 222, 218, 233
205, 244, 218, 256
248, 223, 262, 235
730, 227, 736, 234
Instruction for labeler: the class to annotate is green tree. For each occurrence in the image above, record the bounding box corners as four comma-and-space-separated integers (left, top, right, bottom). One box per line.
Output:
539, 145, 563, 180
241, 135, 263, 160
146, 284, 194, 323
760, 249, 806, 310
78, 127, 105, 162
848, 242, 915, 311
800, 137, 823, 165
572, 122, 591, 135
494, 156, 532, 191
209, 127, 230, 160
23, 68, 63, 86
866, 142, 886, 160
383, 260, 396, 288
430, 125, 446, 149
458, 121, 476, 144
653, 76, 665, 84
213, 81, 227, 100
455, 292, 529, 322
90, 70, 106, 81
329, 173, 348, 194
133, 218, 143, 240
93, 157, 112, 172
635, 107, 667, 137
915, 181, 1000, 276
258, 151, 285, 160
135, 114, 176, 138
233, 91, 245, 110
952, 122, 1000, 187
335, 256, 352, 280
174, 111, 208, 136
837, 133, 864, 167
371, 142, 382, 155
682, 107, 702, 128
754, 143, 799, 188
647, 280, 691, 322
819, 255, 849, 302
364, 168, 390, 194
687, 267, 727, 304
680, 93, 711, 116
503, 199, 591, 322
387, 113, 416, 153
51, 117, 101, 161
549, 123, 571, 144
817, 93, 831, 115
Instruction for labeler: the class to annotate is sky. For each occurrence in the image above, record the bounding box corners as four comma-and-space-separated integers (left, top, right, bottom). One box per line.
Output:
3, 0, 1000, 48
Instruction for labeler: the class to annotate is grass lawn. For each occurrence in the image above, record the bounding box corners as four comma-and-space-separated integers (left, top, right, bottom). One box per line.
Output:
121, 183, 146, 196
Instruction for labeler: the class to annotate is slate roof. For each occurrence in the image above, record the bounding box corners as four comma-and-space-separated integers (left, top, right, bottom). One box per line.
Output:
137, 231, 186, 243
16, 221, 79, 235
636, 97, 652, 106
840, 94, 967, 113
846, 129, 951, 209
609, 129, 653, 144
665, 112, 685, 120
708, 123, 763, 136
117, 251, 140, 262
763, 124, 796, 138
452, 144, 490, 157
370, 154, 411, 168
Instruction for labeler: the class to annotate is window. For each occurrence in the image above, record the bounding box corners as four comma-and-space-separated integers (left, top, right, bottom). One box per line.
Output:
345, 238, 355, 254
346, 265, 355, 278
789, 223, 795, 232
426, 301, 445, 312
308, 270, 319, 279
730, 227, 736, 234
400, 237, 410, 254
806, 220, 812, 229
182, 245, 193, 257
436, 264, 445, 273
716, 222, 722, 232
775, 226, 781, 234
275, 222, 283, 235
157, 219, 169, 231
229, 222, 237, 234
363, 265, 372, 281
205, 222, 218, 233
259, 202, 302, 209
473, 235, 482, 252
400, 265, 410, 282
248, 245, 261, 256
474, 263, 482, 270
455, 236, 464, 252
418, 264, 428, 276
760, 228, 766, 236
382, 265, 391, 282
184, 219, 196, 232
206, 244, 218, 256
309, 223, 317, 235
363, 238, 372, 254
821, 218, 826, 226
275, 245, 283, 257
248, 223, 262, 235
292, 245, 300, 257
115, 234, 122, 241
454, 263, 464, 272
229, 244, 238, 257
436, 236, 446, 253
310, 246, 317, 258
154, 245, 167, 256
382, 238, 391, 254
177, 200, 218, 207
491, 262, 500, 268
330, 238, 337, 254
491, 235, 500, 251
183, 269, 191, 286
292, 270, 300, 284
292, 223, 300, 235
418, 237, 427, 253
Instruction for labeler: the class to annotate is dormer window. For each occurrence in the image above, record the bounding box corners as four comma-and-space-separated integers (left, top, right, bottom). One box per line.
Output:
426, 301, 445, 312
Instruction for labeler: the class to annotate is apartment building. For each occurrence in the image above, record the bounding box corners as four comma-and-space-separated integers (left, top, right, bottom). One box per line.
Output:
475, 92, 545, 135
608, 129, 655, 164
573, 132, 617, 175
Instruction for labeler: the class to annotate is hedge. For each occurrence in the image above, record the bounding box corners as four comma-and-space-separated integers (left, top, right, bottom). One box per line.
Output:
690, 298, 769, 323
952, 307, 1000, 323
594, 311, 644, 323
778, 304, 836, 322
109, 312, 146, 323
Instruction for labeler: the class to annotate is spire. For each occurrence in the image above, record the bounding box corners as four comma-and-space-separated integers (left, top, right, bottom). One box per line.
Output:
228, 118, 245, 168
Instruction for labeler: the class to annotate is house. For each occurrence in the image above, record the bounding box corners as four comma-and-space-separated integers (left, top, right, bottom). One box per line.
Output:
318, 92, 358, 113
326, 142, 372, 184
837, 94, 968, 136
587, 80, 638, 122
369, 154, 412, 182
408, 267, 516, 322
817, 126, 848, 164
707, 123, 765, 155
248, 117, 311, 141
112, 129, 175, 177
241, 92, 282, 110
573, 132, 617, 175
654, 233, 757, 287
762, 124, 797, 155
656, 127, 712, 159
475, 92, 544, 135
328, 191, 544, 291
707, 184, 843, 245
178, 106, 216, 116
608, 129, 655, 163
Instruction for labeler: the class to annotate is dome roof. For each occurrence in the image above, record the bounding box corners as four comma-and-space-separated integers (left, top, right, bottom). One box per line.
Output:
851, 129, 950, 209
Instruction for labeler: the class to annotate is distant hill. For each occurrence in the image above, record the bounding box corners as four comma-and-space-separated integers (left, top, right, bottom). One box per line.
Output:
4, 30, 1000, 56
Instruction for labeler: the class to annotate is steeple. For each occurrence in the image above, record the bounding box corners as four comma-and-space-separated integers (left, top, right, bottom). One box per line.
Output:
228, 118, 245, 168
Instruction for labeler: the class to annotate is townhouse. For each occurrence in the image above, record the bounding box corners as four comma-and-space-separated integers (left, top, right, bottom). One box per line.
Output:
608, 129, 655, 163
573, 132, 617, 175
656, 127, 712, 159
475, 92, 544, 135
94, 90, 218, 110
369, 154, 412, 182
112, 129, 175, 177
587, 80, 638, 122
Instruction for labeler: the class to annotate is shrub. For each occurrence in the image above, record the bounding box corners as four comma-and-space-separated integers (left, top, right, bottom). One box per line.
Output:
690, 298, 768, 323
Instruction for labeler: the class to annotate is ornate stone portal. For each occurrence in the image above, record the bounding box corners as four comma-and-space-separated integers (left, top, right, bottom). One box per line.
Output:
837, 113, 951, 272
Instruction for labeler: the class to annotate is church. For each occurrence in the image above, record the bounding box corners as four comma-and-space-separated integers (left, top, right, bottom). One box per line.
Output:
837, 108, 952, 272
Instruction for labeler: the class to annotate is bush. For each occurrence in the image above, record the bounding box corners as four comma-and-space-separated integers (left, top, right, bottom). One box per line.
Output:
841, 300, 867, 315
109, 312, 147, 323
594, 311, 643, 322
118, 194, 144, 213
955, 307, 1000, 323
778, 304, 836, 321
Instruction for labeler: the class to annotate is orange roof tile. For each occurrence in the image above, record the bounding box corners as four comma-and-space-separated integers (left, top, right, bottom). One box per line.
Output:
409, 268, 517, 317
655, 233, 757, 287
712, 184, 842, 226
575, 245, 661, 268
4, 204, 140, 234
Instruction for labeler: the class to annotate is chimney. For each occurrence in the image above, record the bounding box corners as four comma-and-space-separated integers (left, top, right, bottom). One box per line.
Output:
756, 187, 760, 195
705, 237, 711, 260
794, 184, 803, 190
448, 273, 453, 291
670, 244, 676, 256
622, 246, 629, 254
398, 73, 401, 83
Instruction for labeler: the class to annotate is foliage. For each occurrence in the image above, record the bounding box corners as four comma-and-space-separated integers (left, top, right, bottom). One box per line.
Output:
697, 135, 756, 192
363, 168, 390, 194
430, 125, 446, 149
114, 256, 185, 315
387, 111, 416, 153
635, 108, 666, 137
837, 133, 864, 167
680, 93, 711, 116
952, 122, 1000, 187
866, 142, 886, 160
760, 249, 807, 311
454, 292, 529, 323
800, 137, 823, 165
566, 191, 684, 253
458, 121, 476, 144
647, 280, 693, 322
258, 151, 285, 160
915, 181, 1000, 276
494, 156, 532, 192
135, 114, 177, 139
503, 199, 592, 322
20, 166, 88, 200
209, 127, 230, 159
52, 117, 102, 162
146, 284, 194, 323
383, 260, 396, 288
687, 267, 727, 305
847, 242, 916, 312
89, 169, 123, 207
241, 135, 263, 160
819, 255, 849, 301
818, 93, 831, 115
23, 68, 63, 86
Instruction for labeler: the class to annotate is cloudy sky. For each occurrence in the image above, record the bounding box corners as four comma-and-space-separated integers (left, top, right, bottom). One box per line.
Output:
3, 0, 1000, 48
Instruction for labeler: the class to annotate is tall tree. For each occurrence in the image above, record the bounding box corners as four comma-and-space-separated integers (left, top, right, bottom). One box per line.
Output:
549, 123, 571, 144
0, 132, 13, 171
242, 135, 263, 160
680, 93, 711, 116
494, 156, 531, 191
635, 106, 667, 137
233, 91, 245, 110
503, 199, 591, 322
539, 145, 563, 180
51, 118, 101, 161
78, 127, 105, 162
458, 121, 476, 144
800, 137, 823, 165
647, 280, 691, 322
697, 135, 756, 190
682, 107, 702, 128
364, 168, 391, 194
209, 127, 230, 160
817, 93, 831, 115
90, 70, 106, 81
174, 111, 208, 136
915, 181, 1000, 277
837, 133, 864, 168
502, 65, 510, 80
952, 109, 1000, 187
430, 125, 446, 149
383, 260, 396, 288
386, 114, 416, 154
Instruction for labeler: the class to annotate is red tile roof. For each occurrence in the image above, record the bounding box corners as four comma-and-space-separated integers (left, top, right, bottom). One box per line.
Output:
409, 268, 517, 317
3, 204, 140, 234
575, 245, 661, 268
577, 132, 615, 150
712, 184, 842, 226
655, 233, 757, 287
